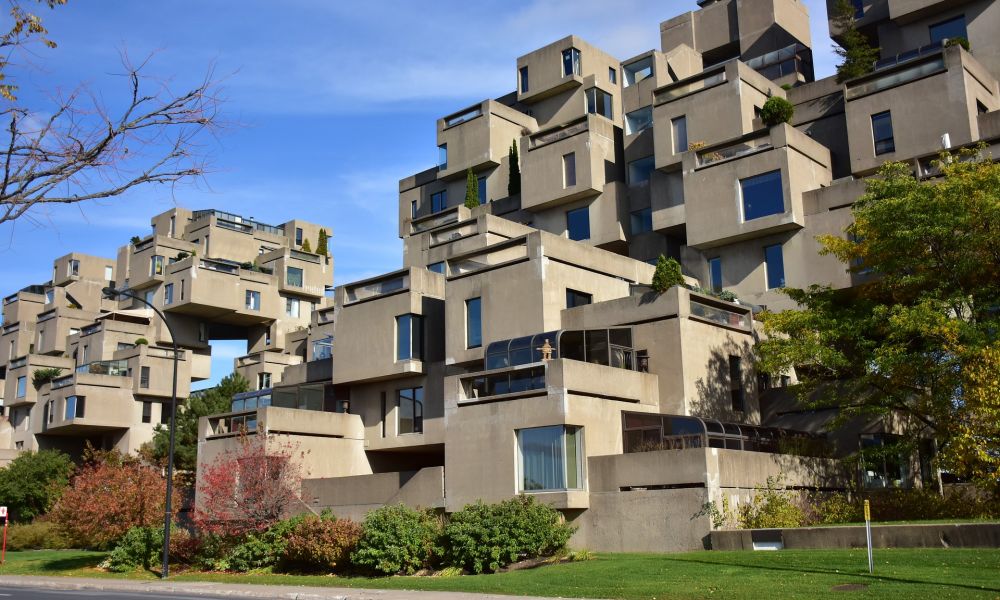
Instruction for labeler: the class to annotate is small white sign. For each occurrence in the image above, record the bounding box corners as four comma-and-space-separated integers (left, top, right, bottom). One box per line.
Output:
0, 506, 7, 518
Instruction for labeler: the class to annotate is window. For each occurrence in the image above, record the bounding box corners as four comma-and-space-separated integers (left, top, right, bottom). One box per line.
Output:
286, 266, 303, 287
144, 289, 155, 306
729, 356, 744, 412
295, 227, 303, 246
609, 66, 617, 84
45, 288, 54, 304
81, 344, 88, 363
438, 144, 448, 169
630, 208, 652, 235
142, 402, 152, 424
623, 57, 653, 87
518, 426, 583, 491
398, 387, 423, 434
180, 279, 185, 301
427, 262, 445, 274
477, 176, 487, 204
929, 15, 967, 44
37, 329, 44, 351
628, 156, 654, 186
140, 366, 150, 389
566, 206, 590, 241
286, 297, 300, 318
245, 290, 261, 311
161, 402, 171, 424
978, 100, 989, 115
519, 66, 529, 93
764, 244, 785, 289
163, 283, 174, 305
169, 215, 176, 237
65, 395, 85, 420
411, 200, 417, 219
466, 297, 482, 349
566, 289, 592, 309
395, 313, 424, 360
380, 392, 387, 437
562, 153, 576, 188
105, 266, 113, 280
625, 106, 652, 135
562, 47, 581, 77
68, 259, 79, 276
150, 255, 164, 276
672, 116, 688, 153
740, 170, 784, 220
871, 111, 894, 155
709, 257, 723, 293
258, 372, 271, 390
585, 87, 612, 119
16, 375, 25, 398
851, 0, 864, 18
431, 190, 447, 213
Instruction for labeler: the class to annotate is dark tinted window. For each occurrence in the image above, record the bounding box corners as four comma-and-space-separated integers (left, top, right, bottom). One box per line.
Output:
740, 170, 784, 220
566, 206, 590, 241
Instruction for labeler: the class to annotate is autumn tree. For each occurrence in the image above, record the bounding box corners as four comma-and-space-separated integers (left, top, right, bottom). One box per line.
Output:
142, 372, 249, 472
50, 448, 177, 549
195, 432, 307, 539
0, 1, 222, 225
756, 148, 1000, 492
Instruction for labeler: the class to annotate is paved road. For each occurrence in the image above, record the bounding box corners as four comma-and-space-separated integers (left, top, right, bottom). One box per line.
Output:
0, 587, 220, 600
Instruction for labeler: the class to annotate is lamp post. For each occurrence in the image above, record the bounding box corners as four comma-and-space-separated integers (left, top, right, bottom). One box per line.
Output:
102, 286, 179, 579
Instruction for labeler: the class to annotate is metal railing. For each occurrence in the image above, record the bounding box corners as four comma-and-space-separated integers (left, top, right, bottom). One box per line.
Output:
76, 359, 129, 377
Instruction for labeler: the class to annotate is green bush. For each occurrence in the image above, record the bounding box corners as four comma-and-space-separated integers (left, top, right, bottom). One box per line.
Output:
442, 496, 575, 574
134, 338, 149, 345
945, 37, 970, 52
810, 492, 861, 525
211, 516, 305, 572
651, 255, 685, 293
107, 526, 163, 572
6, 521, 71, 550
351, 504, 442, 575
280, 514, 363, 573
737, 476, 806, 529
760, 96, 794, 127
0, 450, 74, 523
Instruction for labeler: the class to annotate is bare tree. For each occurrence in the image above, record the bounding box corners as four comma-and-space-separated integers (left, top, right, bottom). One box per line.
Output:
0, 1, 222, 225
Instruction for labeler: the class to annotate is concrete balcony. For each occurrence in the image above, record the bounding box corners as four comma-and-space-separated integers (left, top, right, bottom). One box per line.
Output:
844, 45, 999, 175
160, 257, 276, 326
682, 123, 833, 249
403, 213, 536, 270
1, 286, 45, 325
887, 0, 977, 23
234, 350, 302, 388
126, 235, 199, 291
521, 114, 617, 211
259, 248, 330, 300
435, 100, 537, 181
34, 307, 99, 356
2, 354, 74, 407
43, 372, 136, 435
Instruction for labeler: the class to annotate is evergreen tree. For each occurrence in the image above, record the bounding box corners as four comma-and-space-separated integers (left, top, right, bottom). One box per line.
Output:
316, 229, 330, 256
832, 0, 880, 83
508, 140, 521, 197
464, 168, 480, 209
651, 255, 685, 293
300, 238, 313, 253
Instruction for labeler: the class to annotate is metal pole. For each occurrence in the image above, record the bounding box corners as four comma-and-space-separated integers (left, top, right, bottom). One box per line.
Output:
105, 287, 179, 579
864, 499, 873, 574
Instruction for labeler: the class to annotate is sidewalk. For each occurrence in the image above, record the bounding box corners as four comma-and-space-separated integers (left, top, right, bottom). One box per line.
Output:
0, 575, 598, 600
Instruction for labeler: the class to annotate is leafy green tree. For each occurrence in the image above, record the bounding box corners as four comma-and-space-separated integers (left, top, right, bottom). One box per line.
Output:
832, 0, 880, 83
300, 238, 312, 253
756, 148, 1000, 492
464, 168, 480, 209
651, 255, 685, 293
141, 372, 250, 471
316, 229, 330, 256
507, 140, 521, 197
0, 449, 74, 522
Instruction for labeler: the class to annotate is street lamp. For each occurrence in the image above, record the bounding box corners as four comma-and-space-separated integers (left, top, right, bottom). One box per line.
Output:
102, 286, 179, 579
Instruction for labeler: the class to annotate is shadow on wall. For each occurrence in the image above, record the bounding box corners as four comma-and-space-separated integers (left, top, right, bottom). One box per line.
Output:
691, 337, 757, 423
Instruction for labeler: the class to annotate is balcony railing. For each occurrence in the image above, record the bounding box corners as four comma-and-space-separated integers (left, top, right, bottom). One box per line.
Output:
345, 274, 408, 303
192, 209, 284, 237
200, 258, 240, 275
690, 299, 751, 329
8, 356, 26, 370
444, 105, 483, 128
290, 249, 321, 264
3, 322, 20, 335
76, 359, 129, 377
656, 68, 726, 103
845, 55, 946, 100
51, 374, 74, 390
530, 117, 588, 149
146, 346, 184, 360
312, 336, 333, 360
80, 323, 102, 336
873, 41, 943, 72
697, 139, 772, 167
411, 208, 459, 234
132, 237, 155, 252
36, 309, 56, 323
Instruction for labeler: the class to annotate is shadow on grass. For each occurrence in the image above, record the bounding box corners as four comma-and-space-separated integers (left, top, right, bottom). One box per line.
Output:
25, 554, 105, 572
667, 555, 1000, 594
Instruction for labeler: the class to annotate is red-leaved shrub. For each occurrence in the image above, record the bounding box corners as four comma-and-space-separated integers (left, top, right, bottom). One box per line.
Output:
281, 515, 363, 573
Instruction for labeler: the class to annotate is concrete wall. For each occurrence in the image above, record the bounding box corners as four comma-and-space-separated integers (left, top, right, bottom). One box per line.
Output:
302, 467, 446, 522
711, 522, 1000, 550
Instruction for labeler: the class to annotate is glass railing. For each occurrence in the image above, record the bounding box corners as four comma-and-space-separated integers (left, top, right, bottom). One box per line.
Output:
690, 299, 751, 329
80, 323, 102, 336
51, 375, 74, 390
697, 139, 772, 167
444, 106, 483, 127
8, 356, 26, 369
146, 346, 184, 360
430, 223, 476, 245
657, 69, 726, 102
193, 210, 284, 237
254, 222, 285, 236
345, 274, 409, 303
845, 56, 946, 100
200, 259, 240, 275
873, 41, 943, 72
312, 337, 333, 360
464, 365, 545, 399
76, 359, 129, 377
744, 43, 806, 71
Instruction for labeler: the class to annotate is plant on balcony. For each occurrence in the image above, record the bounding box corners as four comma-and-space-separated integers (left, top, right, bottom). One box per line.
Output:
945, 37, 971, 52
316, 229, 330, 256
651, 254, 685, 293
300, 238, 313, 253
760, 96, 794, 127
130, 236, 142, 246
31, 366, 64, 390
176, 251, 190, 260
134, 337, 148, 345
507, 139, 521, 196
832, 0, 879, 83
688, 141, 707, 151
464, 168, 480, 209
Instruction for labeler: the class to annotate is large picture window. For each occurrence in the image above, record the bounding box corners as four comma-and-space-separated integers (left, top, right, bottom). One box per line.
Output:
398, 387, 424, 434
286, 266, 304, 287
740, 170, 784, 221
518, 426, 583, 491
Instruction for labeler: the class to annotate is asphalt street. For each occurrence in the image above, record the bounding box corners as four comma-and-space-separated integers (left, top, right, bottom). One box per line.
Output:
0, 588, 231, 600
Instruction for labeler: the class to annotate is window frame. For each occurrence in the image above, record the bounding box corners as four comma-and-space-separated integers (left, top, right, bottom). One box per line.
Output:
245, 289, 261, 311
286, 266, 304, 288
709, 257, 723, 293
566, 289, 593, 309
562, 47, 581, 77
764, 243, 786, 289
286, 297, 300, 318
871, 111, 895, 156
740, 170, 785, 221
431, 190, 447, 213
465, 297, 482, 349
519, 66, 529, 93
566, 206, 590, 241
671, 116, 688, 154
395, 313, 424, 361
397, 386, 424, 434
517, 425, 584, 492
163, 283, 174, 306
928, 14, 967, 45
625, 106, 653, 135
585, 87, 613, 120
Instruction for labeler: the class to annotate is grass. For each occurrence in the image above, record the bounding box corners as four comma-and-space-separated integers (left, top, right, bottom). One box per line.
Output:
1, 548, 999, 599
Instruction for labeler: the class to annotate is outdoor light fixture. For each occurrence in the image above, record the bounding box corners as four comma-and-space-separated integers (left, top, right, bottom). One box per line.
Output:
102, 286, 180, 579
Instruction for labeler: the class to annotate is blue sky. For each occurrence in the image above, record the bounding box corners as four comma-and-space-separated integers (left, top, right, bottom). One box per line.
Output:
0, 0, 837, 386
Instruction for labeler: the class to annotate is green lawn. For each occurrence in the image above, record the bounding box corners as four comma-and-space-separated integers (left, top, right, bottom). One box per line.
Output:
2, 548, 999, 599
